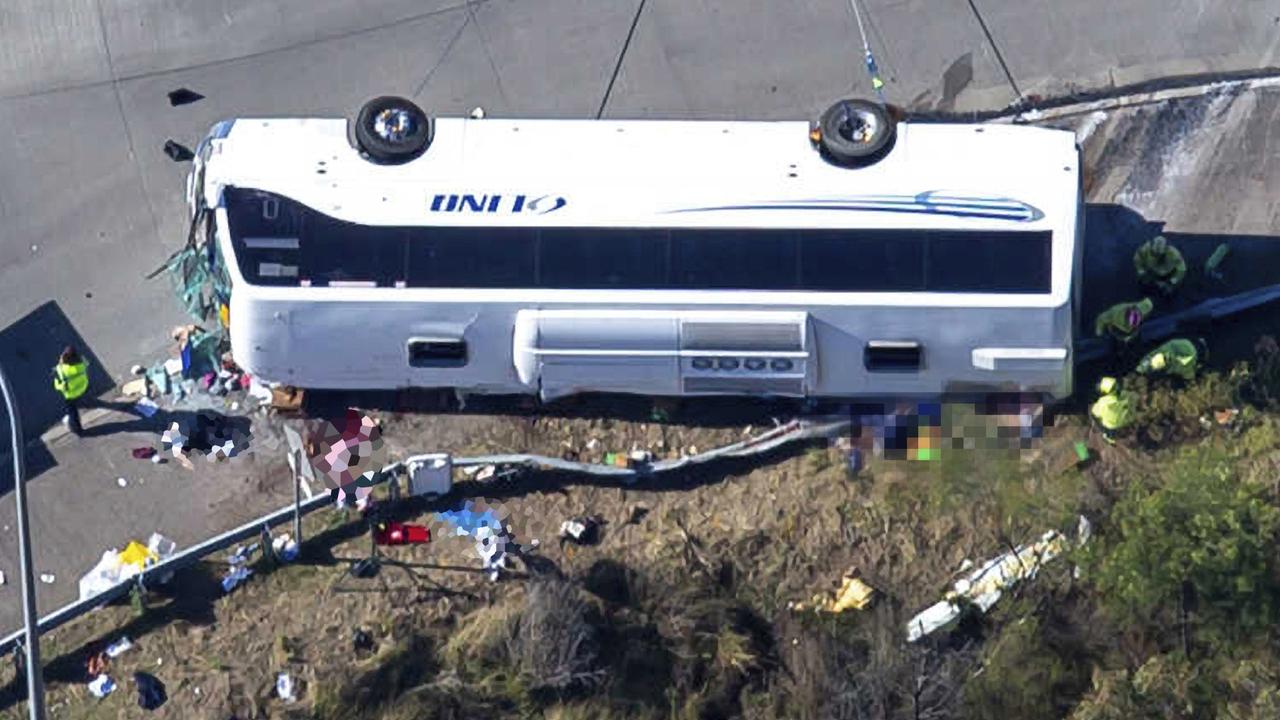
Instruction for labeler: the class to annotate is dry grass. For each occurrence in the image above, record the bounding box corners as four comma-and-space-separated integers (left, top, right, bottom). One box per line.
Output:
1, 400, 1109, 720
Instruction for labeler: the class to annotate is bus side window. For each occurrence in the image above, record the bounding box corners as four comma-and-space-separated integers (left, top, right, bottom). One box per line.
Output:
301, 214, 407, 287
407, 227, 536, 288
670, 229, 799, 290
537, 228, 667, 289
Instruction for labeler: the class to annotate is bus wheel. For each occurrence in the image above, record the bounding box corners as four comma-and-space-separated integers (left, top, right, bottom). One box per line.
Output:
816, 98, 895, 167
353, 96, 433, 164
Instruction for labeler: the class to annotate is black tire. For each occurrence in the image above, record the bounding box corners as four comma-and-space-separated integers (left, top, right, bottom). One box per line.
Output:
353, 96, 433, 164
817, 98, 895, 167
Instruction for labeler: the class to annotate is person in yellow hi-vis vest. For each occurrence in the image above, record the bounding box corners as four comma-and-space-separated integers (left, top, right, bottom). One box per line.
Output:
1090, 376, 1133, 445
52, 346, 90, 436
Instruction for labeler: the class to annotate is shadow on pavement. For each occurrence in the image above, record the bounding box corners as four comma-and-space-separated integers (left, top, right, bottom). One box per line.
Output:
0, 302, 114, 443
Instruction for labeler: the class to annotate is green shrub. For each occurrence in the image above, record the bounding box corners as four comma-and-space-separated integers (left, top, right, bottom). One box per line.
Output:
1087, 446, 1280, 639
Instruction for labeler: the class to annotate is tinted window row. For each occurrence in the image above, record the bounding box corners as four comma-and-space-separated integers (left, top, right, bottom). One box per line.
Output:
226, 188, 1052, 293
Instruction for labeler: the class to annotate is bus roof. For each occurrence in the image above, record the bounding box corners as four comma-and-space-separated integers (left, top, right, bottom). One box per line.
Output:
205, 116, 1079, 232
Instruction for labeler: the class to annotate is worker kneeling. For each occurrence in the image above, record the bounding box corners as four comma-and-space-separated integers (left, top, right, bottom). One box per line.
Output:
1134, 235, 1186, 295
1135, 338, 1202, 383
1094, 298, 1154, 344
1090, 377, 1133, 445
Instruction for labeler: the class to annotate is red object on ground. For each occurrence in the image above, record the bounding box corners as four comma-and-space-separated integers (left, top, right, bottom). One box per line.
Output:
373, 521, 431, 546
131, 447, 157, 459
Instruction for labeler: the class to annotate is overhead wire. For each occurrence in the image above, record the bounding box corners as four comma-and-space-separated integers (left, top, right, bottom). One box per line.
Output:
847, 0, 887, 104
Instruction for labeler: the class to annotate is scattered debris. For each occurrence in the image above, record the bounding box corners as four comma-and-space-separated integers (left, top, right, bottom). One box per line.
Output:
162, 139, 193, 162
117, 477, 128, 488
40, 573, 54, 584
906, 517, 1091, 642
350, 557, 381, 579
470, 106, 486, 119
789, 568, 877, 614
134, 671, 167, 710
131, 447, 157, 460
228, 543, 259, 566
106, 636, 134, 658
373, 521, 431, 546
559, 516, 602, 545
352, 628, 374, 653
167, 88, 205, 106
270, 386, 304, 411
88, 674, 116, 699
87, 651, 109, 677
221, 566, 252, 594
271, 534, 300, 562
134, 397, 159, 417
247, 376, 273, 402
1074, 441, 1091, 463
406, 454, 453, 497
0, 570, 5, 586
627, 505, 649, 525
276, 672, 296, 703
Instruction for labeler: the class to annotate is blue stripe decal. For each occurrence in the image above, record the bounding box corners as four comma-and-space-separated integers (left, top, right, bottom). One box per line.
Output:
666, 204, 1036, 221
665, 192, 1043, 222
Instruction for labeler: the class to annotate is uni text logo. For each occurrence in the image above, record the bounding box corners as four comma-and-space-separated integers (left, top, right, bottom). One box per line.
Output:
429, 193, 567, 215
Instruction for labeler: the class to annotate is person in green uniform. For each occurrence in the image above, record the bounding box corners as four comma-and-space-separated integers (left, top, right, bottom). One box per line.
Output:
1134, 235, 1186, 294
1135, 338, 1201, 382
1094, 297, 1154, 344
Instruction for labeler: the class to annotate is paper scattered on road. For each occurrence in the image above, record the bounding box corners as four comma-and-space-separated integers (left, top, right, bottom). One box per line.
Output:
117, 477, 128, 488
39, 573, 54, 584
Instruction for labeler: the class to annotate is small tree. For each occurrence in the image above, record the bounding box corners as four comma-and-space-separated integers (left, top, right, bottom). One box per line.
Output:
1089, 447, 1280, 644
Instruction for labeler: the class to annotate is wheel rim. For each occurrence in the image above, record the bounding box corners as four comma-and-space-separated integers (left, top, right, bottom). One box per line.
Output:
836, 103, 881, 145
372, 107, 418, 143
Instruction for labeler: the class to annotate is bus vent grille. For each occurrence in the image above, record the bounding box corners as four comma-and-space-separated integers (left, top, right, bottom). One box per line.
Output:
682, 376, 805, 395
681, 322, 803, 352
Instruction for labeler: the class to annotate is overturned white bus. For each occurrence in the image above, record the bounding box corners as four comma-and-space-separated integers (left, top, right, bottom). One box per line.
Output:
187, 97, 1083, 401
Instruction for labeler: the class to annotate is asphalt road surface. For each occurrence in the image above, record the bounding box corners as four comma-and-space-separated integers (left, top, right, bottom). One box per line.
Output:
2, 0, 1280, 633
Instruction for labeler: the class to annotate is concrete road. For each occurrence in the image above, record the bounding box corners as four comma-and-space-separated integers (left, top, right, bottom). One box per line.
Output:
2, 0, 1280, 632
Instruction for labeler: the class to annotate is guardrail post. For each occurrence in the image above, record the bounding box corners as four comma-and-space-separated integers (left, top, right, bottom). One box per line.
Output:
292, 450, 303, 547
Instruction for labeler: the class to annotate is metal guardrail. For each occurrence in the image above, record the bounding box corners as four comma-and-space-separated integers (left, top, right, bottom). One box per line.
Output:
1074, 280, 1280, 365
0, 417, 848, 659
0, 489, 335, 658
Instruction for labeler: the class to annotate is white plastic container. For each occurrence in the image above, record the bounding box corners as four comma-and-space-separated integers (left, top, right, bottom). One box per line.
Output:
406, 454, 452, 499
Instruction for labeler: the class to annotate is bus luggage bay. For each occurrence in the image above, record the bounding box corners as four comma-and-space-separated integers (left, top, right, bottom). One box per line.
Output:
188, 98, 1083, 401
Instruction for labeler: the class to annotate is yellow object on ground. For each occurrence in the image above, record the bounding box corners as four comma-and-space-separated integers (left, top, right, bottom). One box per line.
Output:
831, 576, 876, 612
789, 570, 877, 614
119, 540, 157, 570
